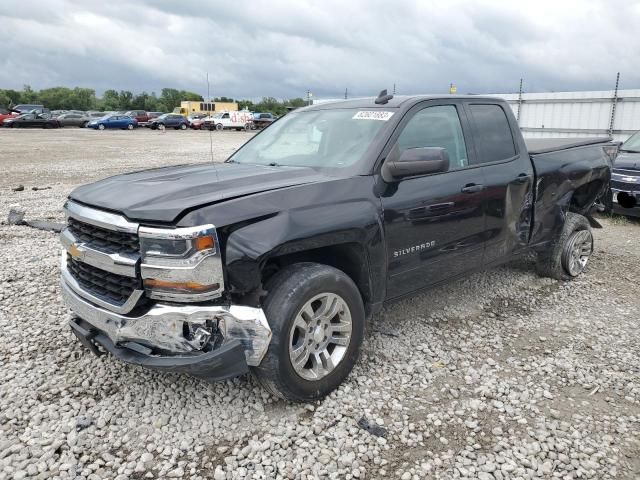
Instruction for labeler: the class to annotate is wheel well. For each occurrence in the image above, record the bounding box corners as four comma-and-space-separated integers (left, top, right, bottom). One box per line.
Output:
569, 180, 604, 215
262, 243, 371, 306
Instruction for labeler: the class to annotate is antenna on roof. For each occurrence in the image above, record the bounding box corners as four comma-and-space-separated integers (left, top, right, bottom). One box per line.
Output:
375, 89, 393, 105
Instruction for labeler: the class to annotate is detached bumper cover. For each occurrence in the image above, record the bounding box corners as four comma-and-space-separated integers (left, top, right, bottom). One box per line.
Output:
61, 276, 271, 381
69, 317, 248, 381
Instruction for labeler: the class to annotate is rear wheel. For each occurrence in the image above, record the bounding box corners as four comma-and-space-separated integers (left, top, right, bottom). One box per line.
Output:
253, 263, 364, 402
180, 123, 187, 130
98, 124, 105, 130
244, 123, 252, 131
536, 212, 593, 280
127, 124, 134, 130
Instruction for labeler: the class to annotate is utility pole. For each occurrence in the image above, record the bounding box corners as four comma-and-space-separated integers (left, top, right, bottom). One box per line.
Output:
307, 89, 312, 106
608, 72, 620, 136
393, 83, 396, 95
344, 88, 348, 100
516, 78, 523, 124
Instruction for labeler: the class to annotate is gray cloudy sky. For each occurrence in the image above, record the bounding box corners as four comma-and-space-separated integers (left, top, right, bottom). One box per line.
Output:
1, 0, 639, 100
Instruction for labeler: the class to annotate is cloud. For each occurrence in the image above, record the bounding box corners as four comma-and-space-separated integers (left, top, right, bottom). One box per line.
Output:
0, 0, 639, 100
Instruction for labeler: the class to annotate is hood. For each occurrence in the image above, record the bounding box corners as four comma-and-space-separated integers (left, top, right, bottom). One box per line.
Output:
614, 151, 640, 171
69, 162, 331, 223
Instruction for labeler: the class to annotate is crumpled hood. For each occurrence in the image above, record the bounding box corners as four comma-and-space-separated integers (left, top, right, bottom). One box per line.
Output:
69, 162, 330, 223
614, 152, 640, 171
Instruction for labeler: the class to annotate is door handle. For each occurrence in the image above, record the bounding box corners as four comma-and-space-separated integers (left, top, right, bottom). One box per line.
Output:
461, 183, 484, 194
428, 202, 455, 211
514, 173, 530, 184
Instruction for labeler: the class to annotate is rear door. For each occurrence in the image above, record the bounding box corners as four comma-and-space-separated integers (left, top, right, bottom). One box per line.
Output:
380, 101, 487, 299
463, 102, 535, 265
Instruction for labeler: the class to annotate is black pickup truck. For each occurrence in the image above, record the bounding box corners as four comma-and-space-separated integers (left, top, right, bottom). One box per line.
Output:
60, 93, 615, 401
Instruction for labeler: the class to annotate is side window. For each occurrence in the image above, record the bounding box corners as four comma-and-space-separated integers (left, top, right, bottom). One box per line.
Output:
396, 105, 468, 171
468, 104, 516, 163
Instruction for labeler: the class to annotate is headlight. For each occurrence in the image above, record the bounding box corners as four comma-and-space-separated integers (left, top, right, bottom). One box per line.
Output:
139, 225, 224, 302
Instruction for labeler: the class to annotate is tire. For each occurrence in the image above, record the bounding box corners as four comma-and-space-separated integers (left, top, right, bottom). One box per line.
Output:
215, 123, 223, 131
180, 123, 187, 130
80, 122, 88, 128
127, 124, 134, 130
244, 123, 252, 132
253, 263, 365, 402
98, 124, 105, 130
536, 212, 593, 280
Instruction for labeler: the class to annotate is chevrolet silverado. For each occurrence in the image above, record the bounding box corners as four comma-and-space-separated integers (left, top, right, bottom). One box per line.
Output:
60, 92, 615, 401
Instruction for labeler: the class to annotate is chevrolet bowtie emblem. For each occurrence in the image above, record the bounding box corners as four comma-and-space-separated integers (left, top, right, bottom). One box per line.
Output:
68, 243, 83, 259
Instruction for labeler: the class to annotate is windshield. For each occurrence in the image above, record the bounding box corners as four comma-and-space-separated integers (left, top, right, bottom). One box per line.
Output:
622, 131, 640, 152
229, 109, 392, 169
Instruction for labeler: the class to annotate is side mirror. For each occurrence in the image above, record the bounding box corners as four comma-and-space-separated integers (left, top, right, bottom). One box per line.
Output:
382, 146, 449, 181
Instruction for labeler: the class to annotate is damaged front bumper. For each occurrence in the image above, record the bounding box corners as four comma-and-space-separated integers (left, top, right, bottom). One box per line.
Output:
61, 278, 272, 381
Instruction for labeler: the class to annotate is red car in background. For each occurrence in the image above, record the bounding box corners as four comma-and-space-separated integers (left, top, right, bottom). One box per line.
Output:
0, 108, 19, 126
124, 110, 150, 125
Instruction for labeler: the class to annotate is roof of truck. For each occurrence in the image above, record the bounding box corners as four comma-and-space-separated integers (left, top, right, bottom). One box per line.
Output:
304, 95, 505, 110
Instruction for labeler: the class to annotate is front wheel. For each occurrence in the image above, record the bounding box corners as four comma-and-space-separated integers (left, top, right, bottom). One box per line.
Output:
253, 263, 364, 402
536, 212, 593, 280
127, 124, 134, 130
215, 123, 223, 131
98, 124, 105, 130
180, 123, 187, 130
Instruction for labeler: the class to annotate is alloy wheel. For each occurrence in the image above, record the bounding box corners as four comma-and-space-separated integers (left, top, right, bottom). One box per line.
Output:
288, 292, 352, 381
562, 229, 593, 276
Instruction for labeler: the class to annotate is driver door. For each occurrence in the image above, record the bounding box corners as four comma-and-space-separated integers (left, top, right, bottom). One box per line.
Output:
380, 102, 487, 299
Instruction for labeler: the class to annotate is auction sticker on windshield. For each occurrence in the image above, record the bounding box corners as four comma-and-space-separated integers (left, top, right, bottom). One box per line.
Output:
352, 111, 394, 121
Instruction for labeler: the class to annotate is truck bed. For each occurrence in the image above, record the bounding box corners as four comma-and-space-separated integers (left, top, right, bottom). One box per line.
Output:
525, 137, 612, 155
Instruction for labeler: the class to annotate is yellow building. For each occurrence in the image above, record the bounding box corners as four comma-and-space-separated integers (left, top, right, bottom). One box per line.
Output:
173, 101, 238, 116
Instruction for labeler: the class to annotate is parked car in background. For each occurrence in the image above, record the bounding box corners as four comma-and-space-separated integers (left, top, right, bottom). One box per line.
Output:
609, 130, 640, 217
253, 112, 275, 129
4, 112, 61, 128
187, 112, 208, 129
85, 112, 106, 125
13, 104, 45, 113
124, 110, 150, 124
147, 112, 164, 120
87, 114, 138, 130
189, 117, 207, 130
0, 108, 18, 126
57, 112, 90, 128
204, 111, 254, 131
148, 113, 189, 130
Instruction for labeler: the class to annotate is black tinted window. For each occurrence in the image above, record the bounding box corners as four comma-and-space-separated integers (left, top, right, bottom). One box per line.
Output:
468, 104, 516, 163
397, 105, 469, 171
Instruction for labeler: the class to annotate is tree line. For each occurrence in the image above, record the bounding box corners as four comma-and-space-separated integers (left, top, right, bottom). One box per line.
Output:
0, 85, 308, 116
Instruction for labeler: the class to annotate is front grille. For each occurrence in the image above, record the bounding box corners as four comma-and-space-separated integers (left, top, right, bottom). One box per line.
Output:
67, 254, 140, 305
67, 217, 139, 255
611, 180, 639, 191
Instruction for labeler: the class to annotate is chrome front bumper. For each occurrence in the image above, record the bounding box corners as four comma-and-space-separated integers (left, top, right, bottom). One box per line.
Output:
61, 277, 272, 366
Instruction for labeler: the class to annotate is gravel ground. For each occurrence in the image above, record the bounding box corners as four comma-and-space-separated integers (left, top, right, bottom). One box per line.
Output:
1, 128, 640, 479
